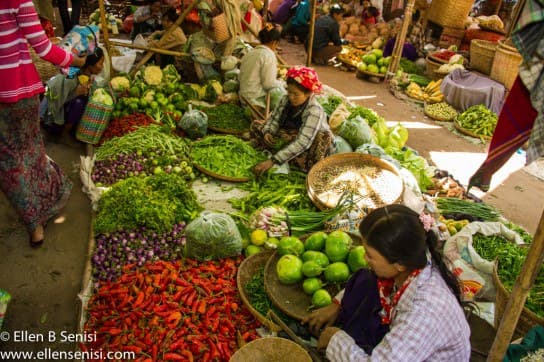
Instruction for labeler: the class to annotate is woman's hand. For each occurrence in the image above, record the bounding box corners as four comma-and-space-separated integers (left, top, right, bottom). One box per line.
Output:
253, 159, 274, 176
301, 303, 340, 336
75, 83, 91, 97
317, 327, 341, 351
263, 132, 275, 148
71, 55, 87, 67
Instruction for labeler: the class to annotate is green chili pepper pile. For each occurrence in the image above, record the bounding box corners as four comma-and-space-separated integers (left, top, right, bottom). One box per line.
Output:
203, 103, 251, 131
456, 104, 498, 138
229, 170, 317, 213
190, 135, 267, 179
472, 233, 544, 318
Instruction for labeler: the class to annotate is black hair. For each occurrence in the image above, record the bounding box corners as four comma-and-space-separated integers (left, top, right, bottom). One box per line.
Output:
163, 7, 178, 22
412, 9, 421, 22
84, 46, 104, 68
359, 204, 462, 305
258, 26, 281, 44
367, 6, 379, 17
329, 4, 345, 15
145, 0, 160, 5
286, 77, 312, 94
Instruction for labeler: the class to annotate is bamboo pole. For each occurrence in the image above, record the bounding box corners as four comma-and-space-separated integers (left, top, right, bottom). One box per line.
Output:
487, 208, 544, 361
386, 0, 415, 81
109, 40, 190, 57
98, 0, 111, 70
241, 18, 289, 66
506, 0, 527, 38
306, 0, 317, 66
130, 0, 198, 76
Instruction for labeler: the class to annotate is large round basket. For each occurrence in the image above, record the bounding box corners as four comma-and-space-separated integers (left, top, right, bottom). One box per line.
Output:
490, 41, 522, 90
306, 153, 404, 211
263, 233, 362, 321
470, 40, 498, 75
426, 0, 473, 29
192, 163, 250, 182
207, 125, 248, 136
493, 261, 544, 340
230, 337, 312, 362
236, 251, 282, 332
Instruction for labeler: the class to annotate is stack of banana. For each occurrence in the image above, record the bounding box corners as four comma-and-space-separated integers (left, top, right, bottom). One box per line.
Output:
406, 79, 444, 103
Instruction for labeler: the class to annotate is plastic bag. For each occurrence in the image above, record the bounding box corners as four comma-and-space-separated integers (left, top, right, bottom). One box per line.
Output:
184, 211, 243, 260
178, 104, 208, 139
332, 135, 353, 154
337, 116, 373, 149
60, 25, 100, 78
223, 79, 239, 93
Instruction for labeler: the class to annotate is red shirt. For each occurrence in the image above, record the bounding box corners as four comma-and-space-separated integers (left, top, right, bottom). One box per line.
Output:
0, 0, 73, 103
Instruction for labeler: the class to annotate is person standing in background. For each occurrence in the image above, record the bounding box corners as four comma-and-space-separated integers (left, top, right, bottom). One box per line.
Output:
0, 0, 86, 247
309, 4, 345, 65
131, 0, 163, 40
57, 0, 82, 35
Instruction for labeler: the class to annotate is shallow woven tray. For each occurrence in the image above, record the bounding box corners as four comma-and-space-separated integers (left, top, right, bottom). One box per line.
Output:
263, 233, 362, 321
427, 53, 450, 65
207, 125, 248, 135
307, 153, 404, 211
356, 69, 386, 79
230, 337, 312, 362
192, 163, 250, 182
237, 251, 282, 332
454, 121, 492, 141
424, 106, 457, 122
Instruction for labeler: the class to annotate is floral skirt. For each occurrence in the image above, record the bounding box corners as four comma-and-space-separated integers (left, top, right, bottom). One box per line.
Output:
0, 96, 72, 232
250, 120, 333, 172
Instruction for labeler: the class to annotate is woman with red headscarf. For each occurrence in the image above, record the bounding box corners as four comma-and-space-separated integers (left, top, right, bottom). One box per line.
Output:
252, 66, 334, 175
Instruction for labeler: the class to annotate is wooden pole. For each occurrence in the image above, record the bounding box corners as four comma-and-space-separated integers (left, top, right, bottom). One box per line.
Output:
306, 0, 317, 66
130, 0, 198, 76
109, 41, 190, 57
262, 0, 269, 22
98, 0, 111, 71
487, 208, 544, 361
506, 0, 527, 37
241, 18, 289, 66
386, 0, 415, 81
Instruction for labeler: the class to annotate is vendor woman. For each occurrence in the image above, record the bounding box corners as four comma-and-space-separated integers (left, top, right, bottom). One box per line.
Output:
302, 204, 471, 361
41, 47, 105, 141
252, 66, 333, 175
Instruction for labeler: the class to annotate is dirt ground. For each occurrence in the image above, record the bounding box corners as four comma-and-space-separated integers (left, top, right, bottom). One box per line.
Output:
1, 40, 543, 358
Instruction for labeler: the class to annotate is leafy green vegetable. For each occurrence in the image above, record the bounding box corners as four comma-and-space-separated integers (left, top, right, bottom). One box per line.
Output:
347, 105, 383, 127
336, 116, 373, 149
203, 103, 251, 131
318, 95, 344, 116
400, 58, 424, 75
95, 173, 201, 233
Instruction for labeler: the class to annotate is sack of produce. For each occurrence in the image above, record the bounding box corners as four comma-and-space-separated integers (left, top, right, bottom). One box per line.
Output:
332, 135, 353, 154
178, 104, 208, 139
336, 116, 373, 149
355, 143, 400, 169
185, 211, 243, 260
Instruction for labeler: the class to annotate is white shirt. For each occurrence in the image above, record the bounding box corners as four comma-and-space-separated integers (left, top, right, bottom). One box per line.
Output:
326, 265, 471, 361
238, 45, 279, 109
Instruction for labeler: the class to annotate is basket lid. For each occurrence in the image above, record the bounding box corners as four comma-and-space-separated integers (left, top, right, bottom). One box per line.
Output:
230, 337, 312, 361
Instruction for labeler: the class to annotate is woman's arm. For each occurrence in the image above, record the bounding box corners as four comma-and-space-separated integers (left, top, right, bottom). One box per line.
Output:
272, 99, 323, 164
17, 1, 73, 67
262, 95, 287, 134
156, 27, 187, 50
261, 52, 279, 91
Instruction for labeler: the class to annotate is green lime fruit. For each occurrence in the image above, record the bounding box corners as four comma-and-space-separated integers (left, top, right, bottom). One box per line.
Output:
312, 289, 332, 308
276, 255, 303, 285
302, 278, 323, 295
304, 231, 327, 251
324, 262, 350, 283
325, 231, 352, 262
302, 250, 330, 268
277, 236, 305, 256
347, 246, 368, 273
302, 260, 323, 278
245, 245, 262, 257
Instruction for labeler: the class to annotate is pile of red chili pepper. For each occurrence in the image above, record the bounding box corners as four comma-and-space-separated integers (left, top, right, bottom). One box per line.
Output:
83, 258, 260, 362
100, 113, 156, 144
431, 50, 457, 62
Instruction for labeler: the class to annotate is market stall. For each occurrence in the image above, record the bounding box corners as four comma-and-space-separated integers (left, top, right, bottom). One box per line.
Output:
64, 0, 544, 360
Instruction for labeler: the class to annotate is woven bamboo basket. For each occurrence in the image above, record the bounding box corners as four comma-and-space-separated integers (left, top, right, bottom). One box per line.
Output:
426, 0, 473, 29
236, 251, 282, 332
493, 261, 544, 340
425, 56, 445, 80
490, 41, 522, 90
30, 47, 59, 83
470, 40, 498, 75
230, 337, 312, 362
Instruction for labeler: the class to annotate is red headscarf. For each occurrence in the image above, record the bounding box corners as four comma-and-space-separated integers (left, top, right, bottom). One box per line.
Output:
286, 66, 322, 93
